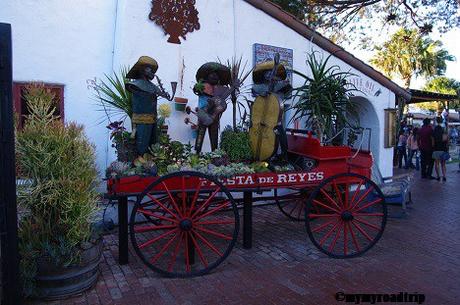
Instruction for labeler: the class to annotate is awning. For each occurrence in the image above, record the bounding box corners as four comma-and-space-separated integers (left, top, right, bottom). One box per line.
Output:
407, 89, 459, 105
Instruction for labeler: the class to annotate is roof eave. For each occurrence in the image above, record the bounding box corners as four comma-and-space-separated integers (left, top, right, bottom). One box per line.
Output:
243, 0, 412, 101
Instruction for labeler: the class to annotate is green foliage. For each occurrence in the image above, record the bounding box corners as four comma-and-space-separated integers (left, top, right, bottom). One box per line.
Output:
193, 80, 205, 95
290, 52, 359, 142
16, 84, 99, 296
272, 0, 459, 49
418, 77, 460, 111
220, 126, 252, 162
423, 77, 460, 95
93, 67, 133, 121
148, 136, 186, 175
370, 28, 454, 88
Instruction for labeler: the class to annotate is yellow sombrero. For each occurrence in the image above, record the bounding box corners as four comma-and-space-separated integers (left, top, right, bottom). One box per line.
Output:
252, 61, 287, 84
126, 56, 159, 79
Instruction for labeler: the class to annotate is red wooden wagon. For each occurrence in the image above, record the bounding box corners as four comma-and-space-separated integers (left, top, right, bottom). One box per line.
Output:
107, 129, 386, 277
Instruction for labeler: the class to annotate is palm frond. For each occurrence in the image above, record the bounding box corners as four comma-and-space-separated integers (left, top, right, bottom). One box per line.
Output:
92, 67, 133, 124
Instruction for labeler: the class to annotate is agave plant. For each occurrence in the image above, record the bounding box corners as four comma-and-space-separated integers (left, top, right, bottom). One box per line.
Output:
290, 52, 359, 143
93, 67, 133, 123
218, 56, 252, 130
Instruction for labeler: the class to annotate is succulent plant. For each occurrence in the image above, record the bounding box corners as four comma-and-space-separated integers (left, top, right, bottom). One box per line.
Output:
106, 161, 131, 178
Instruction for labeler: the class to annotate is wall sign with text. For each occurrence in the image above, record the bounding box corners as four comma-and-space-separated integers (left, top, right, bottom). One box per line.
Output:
350, 77, 382, 97
253, 43, 293, 84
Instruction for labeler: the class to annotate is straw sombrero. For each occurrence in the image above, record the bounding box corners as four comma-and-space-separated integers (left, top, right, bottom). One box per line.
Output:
252, 61, 287, 84
195, 62, 232, 85
126, 56, 159, 79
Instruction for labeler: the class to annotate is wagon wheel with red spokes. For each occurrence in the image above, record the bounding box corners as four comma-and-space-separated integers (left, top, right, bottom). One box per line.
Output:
136, 194, 171, 226
275, 188, 310, 221
130, 171, 239, 277
305, 173, 386, 258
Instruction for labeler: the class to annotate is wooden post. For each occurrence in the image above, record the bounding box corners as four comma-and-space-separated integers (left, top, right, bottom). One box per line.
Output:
118, 196, 129, 265
0, 23, 21, 305
243, 191, 253, 249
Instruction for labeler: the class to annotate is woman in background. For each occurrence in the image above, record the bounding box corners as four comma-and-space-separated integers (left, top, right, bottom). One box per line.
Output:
407, 128, 419, 169
432, 125, 449, 181
397, 130, 408, 169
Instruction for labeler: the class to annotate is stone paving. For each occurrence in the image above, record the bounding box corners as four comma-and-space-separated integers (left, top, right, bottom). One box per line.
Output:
28, 163, 460, 305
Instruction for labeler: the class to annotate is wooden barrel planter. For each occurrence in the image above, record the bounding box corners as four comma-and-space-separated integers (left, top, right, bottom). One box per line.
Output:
35, 237, 103, 300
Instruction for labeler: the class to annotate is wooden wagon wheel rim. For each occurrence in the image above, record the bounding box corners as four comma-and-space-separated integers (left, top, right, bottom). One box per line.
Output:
305, 173, 387, 258
130, 171, 239, 277
275, 188, 311, 221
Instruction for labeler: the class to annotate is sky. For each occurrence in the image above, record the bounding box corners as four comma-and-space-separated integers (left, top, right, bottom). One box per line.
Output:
348, 28, 460, 90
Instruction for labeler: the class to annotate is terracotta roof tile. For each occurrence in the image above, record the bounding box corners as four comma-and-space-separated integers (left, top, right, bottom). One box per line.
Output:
243, 0, 412, 100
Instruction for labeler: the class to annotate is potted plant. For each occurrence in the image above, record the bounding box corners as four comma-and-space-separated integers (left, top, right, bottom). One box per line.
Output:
91, 67, 137, 160
106, 121, 136, 162
290, 52, 359, 144
158, 103, 172, 135
16, 84, 102, 300
174, 96, 188, 111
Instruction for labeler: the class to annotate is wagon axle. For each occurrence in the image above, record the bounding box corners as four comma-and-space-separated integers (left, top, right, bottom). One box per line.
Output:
341, 211, 354, 221
179, 219, 193, 231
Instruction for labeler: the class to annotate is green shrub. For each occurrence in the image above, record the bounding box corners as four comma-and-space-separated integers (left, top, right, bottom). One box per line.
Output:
220, 126, 252, 162
16, 84, 99, 296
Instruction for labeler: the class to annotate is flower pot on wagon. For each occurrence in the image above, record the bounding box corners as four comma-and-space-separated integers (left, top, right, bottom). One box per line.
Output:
174, 97, 188, 112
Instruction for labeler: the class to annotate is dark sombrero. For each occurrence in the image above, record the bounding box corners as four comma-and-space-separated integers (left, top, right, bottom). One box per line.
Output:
195, 62, 232, 85
252, 61, 287, 84
126, 56, 159, 79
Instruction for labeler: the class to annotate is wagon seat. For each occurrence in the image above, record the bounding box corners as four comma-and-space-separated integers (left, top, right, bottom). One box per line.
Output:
285, 130, 373, 177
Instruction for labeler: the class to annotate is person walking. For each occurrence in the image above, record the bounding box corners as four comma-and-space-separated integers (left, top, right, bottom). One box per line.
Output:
418, 118, 434, 179
450, 126, 458, 146
407, 127, 419, 169
397, 130, 408, 169
432, 125, 449, 181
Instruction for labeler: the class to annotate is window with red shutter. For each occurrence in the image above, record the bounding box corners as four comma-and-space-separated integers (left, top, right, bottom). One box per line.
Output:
12, 82, 64, 129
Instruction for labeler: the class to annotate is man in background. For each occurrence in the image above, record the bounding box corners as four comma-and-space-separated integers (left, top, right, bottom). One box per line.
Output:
418, 118, 435, 179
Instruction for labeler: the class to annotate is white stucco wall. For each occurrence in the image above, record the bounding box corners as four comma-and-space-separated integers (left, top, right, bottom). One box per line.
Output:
1, 0, 396, 178
1, 0, 118, 172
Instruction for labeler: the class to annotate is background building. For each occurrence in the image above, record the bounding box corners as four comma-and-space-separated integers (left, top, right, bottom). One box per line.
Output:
1, 0, 410, 178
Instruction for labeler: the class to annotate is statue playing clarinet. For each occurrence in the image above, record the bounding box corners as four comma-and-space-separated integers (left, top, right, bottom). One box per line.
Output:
126, 56, 176, 156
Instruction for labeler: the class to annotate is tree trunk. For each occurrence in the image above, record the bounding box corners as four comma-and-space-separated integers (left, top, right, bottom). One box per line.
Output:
404, 78, 411, 89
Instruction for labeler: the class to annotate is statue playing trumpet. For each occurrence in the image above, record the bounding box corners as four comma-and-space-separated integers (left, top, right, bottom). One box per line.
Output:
126, 56, 177, 156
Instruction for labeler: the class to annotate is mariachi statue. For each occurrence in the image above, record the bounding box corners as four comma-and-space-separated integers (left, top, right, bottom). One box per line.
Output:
126, 56, 176, 156
249, 54, 292, 161
193, 62, 232, 153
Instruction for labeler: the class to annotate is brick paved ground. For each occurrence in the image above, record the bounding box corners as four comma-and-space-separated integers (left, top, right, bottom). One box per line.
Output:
28, 163, 460, 305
